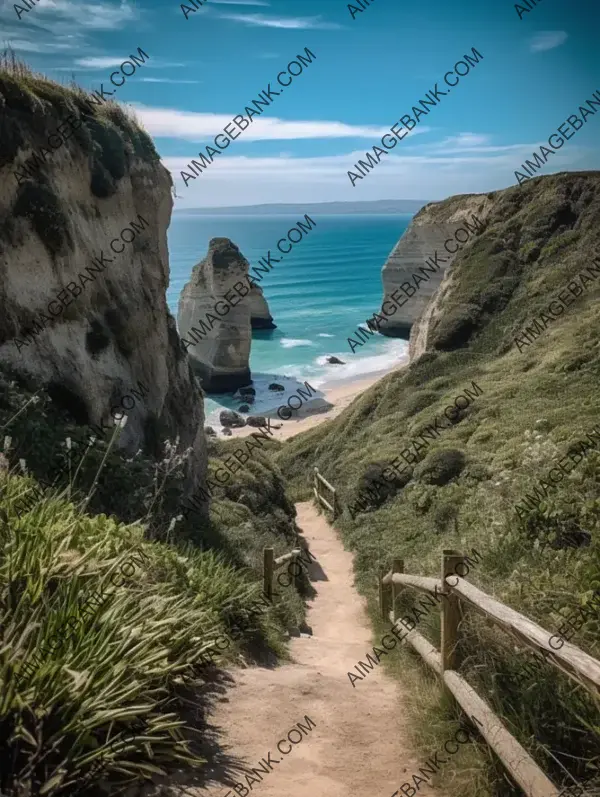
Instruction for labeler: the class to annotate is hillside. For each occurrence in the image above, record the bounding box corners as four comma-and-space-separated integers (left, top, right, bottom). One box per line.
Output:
276, 171, 600, 795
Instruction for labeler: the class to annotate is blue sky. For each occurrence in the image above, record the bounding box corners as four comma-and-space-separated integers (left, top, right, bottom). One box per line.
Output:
2, 0, 599, 207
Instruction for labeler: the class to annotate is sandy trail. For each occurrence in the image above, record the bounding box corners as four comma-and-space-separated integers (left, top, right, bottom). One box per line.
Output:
181, 502, 444, 797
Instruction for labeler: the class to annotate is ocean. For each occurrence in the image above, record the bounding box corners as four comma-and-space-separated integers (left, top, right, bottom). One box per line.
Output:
166, 213, 412, 423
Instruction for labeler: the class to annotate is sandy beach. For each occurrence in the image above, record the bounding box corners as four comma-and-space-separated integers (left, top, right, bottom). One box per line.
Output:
218, 358, 408, 442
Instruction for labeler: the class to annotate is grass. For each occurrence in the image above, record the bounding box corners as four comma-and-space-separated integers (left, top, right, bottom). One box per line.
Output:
0, 368, 305, 796
275, 171, 600, 796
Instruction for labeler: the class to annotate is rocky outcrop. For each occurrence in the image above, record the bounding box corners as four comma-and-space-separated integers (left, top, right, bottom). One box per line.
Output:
0, 69, 207, 513
219, 409, 246, 428
178, 238, 275, 392
378, 194, 494, 340
249, 283, 276, 330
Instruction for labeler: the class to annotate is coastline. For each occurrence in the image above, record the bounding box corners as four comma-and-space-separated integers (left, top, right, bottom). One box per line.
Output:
220, 357, 409, 442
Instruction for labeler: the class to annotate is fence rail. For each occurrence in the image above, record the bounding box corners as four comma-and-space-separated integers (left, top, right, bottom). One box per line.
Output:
313, 466, 339, 518
379, 549, 600, 797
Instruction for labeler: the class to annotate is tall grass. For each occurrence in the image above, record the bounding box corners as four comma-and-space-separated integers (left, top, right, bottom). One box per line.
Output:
0, 377, 301, 796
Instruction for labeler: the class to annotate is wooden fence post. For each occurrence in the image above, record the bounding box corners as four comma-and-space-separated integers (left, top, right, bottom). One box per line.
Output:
379, 566, 391, 621
441, 549, 463, 672
263, 547, 274, 603
292, 549, 302, 590
391, 558, 404, 623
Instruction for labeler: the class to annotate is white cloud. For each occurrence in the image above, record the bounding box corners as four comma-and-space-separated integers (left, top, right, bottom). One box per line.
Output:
160, 142, 593, 209
529, 31, 568, 52
27, 0, 138, 29
218, 13, 341, 29
1, 37, 77, 53
74, 56, 127, 67
132, 104, 432, 142
65, 57, 185, 69
441, 133, 490, 147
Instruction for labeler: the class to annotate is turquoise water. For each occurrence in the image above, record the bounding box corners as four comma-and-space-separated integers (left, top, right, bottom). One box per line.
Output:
166, 213, 412, 420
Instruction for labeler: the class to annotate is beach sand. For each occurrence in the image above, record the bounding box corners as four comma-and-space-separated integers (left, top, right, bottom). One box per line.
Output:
221, 358, 408, 442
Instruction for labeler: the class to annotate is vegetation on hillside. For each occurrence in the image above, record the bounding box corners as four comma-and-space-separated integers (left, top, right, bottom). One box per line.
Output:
276, 172, 600, 797
0, 368, 304, 796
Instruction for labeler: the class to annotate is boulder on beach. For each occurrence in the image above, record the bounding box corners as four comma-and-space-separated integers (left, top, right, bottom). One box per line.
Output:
220, 409, 246, 428
239, 404, 250, 413
221, 427, 232, 436
326, 356, 345, 365
269, 383, 285, 392
246, 415, 267, 427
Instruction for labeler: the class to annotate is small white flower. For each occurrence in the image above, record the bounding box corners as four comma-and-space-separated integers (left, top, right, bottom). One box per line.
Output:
19, 459, 27, 474
66, 437, 72, 451
3, 436, 12, 452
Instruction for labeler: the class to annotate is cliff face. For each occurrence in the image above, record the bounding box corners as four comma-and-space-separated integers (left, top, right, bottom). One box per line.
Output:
178, 237, 274, 392
0, 69, 207, 504
249, 283, 276, 330
378, 194, 493, 339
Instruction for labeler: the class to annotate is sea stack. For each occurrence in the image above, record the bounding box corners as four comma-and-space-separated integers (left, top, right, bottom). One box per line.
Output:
178, 237, 274, 392
249, 282, 276, 330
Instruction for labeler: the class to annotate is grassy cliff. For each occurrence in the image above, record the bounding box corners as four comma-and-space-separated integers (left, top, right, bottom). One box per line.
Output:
276, 171, 600, 796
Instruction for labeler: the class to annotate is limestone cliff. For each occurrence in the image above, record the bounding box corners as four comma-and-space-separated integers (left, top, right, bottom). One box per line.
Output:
0, 67, 207, 505
177, 238, 252, 393
378, 194, 494, 339
249, 282, 276, 330
178, 238, 259, 392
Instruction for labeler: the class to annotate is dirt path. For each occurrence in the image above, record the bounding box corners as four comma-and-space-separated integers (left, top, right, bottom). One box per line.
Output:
182, 502, 444, 797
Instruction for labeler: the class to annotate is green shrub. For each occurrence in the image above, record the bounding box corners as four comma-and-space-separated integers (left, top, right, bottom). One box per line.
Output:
355, 462, 397, 510
87, 116, 127, 180
0, 73, 37, 113
431, 304, 481, 350
90, 160, 116, 198
404, 390, 439, 417
0, 110, 24, 168
13, 180, 72, 257
416, 448, 466, 486
540, 229, 581, 260
432, 499, 459, 532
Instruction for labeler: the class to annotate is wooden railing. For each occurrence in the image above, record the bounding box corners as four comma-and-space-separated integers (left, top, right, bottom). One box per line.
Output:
313, 466, 339, 519
263, 546, 303, 601
380, 550, 600, 797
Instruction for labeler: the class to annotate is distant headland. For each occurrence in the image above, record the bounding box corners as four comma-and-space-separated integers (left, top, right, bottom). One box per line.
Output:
176, 199, 431, 215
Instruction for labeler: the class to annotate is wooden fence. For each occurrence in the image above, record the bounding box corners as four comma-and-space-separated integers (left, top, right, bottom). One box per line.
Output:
263, 546, 303, 602
380, 550, 600, 797
313, 467, 339, 519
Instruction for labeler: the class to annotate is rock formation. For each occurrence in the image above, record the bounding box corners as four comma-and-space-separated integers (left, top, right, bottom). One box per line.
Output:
249, 283, 276, 330
0, 71, 207, 512
378, 195, 494, 339
178, 238, 275, 392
